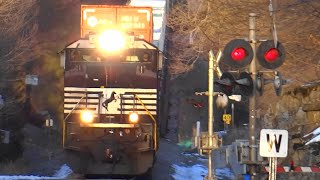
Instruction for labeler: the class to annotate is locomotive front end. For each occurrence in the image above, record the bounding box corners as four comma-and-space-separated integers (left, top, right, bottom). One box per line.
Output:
59, 5, 161, 177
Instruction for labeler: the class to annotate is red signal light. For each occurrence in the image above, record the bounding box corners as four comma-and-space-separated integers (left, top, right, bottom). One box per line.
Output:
223, 39, 253, 68
264, 48, 279, 62
257, 40, 285, 69
231, 48, 246, 61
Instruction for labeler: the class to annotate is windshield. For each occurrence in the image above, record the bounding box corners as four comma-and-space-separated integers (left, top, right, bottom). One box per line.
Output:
65, 62, 157, 89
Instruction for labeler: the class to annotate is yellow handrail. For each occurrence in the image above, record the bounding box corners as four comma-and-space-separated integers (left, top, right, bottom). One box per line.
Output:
63, 95, 85, 148
135, 95, 158, 151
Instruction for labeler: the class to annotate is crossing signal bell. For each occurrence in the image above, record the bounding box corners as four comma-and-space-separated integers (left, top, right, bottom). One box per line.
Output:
223, 39, 253, 68
257, 40, 285, 69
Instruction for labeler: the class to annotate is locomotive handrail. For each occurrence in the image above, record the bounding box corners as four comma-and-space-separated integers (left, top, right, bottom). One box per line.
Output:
135, 94, 158, 151
63, 94, 86, 122
63, 94, 86, 148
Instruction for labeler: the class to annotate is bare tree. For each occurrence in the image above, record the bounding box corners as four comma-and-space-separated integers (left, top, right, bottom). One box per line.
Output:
0, 0, 38, 159
167, 0, 269, 75
167, 0, 320, 84
165, 0, 320, 142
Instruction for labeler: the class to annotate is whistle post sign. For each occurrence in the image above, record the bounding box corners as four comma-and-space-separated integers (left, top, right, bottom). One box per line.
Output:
259, 129, 288, 157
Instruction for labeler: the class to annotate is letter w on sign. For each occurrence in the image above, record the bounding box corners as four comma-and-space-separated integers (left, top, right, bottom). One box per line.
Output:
266, 134, 282, 153
259, 129, 288, 157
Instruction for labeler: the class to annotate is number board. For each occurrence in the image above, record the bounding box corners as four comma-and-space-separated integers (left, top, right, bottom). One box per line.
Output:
223, 114, 231, 125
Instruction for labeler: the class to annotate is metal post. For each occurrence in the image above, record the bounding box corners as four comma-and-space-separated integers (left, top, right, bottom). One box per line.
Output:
231, 103, 235, 128
224, 109, 227, 131
46, 115, 53, 160
268, 157, 277, 180
249, 13, 258, 178
196, 121, 201, 148
205, 51, 216, 180
274, 157, 277, 179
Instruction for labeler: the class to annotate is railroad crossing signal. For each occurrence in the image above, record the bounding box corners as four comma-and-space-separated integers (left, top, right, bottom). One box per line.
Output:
223, 39, 286, 70
236, 72, 253, 96
257, 40, 285, 69
215, 72, 235, 96
215, 72, 253, 97
222, 38, 287, 96
223, 39, 253, 68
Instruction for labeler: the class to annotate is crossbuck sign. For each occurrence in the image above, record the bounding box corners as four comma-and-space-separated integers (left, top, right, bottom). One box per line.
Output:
259, 129, 288, 157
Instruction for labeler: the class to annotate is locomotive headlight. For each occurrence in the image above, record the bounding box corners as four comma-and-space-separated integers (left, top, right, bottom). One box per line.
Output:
129, 112, 139, 123
98, 30, 126, 52
81, 110, 94, 123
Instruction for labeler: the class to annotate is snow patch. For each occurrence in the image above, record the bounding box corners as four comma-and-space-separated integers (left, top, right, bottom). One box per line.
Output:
171, 164, 206, 180
171, 164, 234, 180
172, 151, 234, 179
215, 168, 234, 179
52, 164, 73, 178
0, 164, 73, 180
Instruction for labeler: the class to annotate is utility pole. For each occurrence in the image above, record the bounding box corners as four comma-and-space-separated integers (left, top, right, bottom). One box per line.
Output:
205, 50, 216, 180
198, 50, 242, 179
248, 13, 258, 178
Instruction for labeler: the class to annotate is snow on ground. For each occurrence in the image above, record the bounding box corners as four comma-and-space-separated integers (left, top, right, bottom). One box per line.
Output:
171, 152, 234, 180
0, 164, 72, 180
172, 164, 234, 180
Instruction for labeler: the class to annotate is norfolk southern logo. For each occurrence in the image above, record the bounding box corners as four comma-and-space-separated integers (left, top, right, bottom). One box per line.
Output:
102, 91, 119, 111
